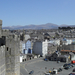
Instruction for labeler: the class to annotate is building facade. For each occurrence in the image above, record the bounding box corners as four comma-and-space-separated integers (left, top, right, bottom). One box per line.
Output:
25, 40, 32, 54
33, 40, 48, 57
20, 41, 25, 53
57, 44, 75, 51
48, 43, 57, 54
49, 39, 60, 46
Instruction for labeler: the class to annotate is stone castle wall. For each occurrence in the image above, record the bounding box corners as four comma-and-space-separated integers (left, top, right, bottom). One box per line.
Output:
0, 45, 6, 75
5, 35, 20, 75
0, 20, 20, 75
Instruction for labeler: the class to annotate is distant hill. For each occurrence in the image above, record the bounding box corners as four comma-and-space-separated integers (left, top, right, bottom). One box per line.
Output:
2, 23, 75, 30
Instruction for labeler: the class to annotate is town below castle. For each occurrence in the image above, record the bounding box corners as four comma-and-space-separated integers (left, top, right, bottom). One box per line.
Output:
0, 20, 75, 75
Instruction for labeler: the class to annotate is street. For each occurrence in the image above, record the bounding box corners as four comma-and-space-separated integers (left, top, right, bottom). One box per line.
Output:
20, 57, 75, 75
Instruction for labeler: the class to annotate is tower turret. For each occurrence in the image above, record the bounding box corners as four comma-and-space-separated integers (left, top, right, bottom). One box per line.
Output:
0, 20, 2, 38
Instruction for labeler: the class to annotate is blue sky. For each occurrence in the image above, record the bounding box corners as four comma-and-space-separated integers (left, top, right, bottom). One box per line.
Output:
0, 0, 75, 27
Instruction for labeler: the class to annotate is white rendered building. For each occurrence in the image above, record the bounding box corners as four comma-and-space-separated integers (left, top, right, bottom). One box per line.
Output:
33, 39, 48, 57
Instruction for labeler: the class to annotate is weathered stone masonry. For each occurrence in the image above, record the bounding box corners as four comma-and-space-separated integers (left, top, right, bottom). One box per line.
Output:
0, 20, 6, 75
5, 34, 20, 75
0, 20, 20, 75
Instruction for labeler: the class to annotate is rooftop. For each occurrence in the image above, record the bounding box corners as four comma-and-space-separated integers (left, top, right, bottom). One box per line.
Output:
61, 50, 75, 52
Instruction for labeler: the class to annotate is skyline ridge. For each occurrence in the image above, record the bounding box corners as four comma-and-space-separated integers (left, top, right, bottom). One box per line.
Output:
2, 22, 75, 27
2, 23, 75, 30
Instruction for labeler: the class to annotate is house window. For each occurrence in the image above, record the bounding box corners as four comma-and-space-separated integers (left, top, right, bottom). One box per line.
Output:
7, 47, 8, 51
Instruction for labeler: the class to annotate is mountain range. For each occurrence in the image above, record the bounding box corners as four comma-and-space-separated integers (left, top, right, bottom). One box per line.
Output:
2, 23, 75, 30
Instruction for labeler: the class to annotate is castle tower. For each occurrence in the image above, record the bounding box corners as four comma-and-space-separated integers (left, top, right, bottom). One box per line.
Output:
5, 34, 20, 75
0, 20, 2, 38
0, 20, 20, 75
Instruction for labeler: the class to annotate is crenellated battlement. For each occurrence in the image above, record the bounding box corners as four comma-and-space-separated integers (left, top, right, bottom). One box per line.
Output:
0, 45, 5, 48
2, 29, 9, 32
7, 34, 20, 41
0, 45, 5, 50
0, 45, 5, 53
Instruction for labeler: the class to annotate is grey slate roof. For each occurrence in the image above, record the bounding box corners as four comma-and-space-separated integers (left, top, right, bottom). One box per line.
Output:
58, 55, 69, 58
69, 52, 75, 56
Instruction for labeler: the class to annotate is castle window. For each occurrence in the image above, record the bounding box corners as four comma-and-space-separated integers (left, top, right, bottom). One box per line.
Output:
7, 47, 8, 51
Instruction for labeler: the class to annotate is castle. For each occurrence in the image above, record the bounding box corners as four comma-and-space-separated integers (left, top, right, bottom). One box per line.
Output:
0, 20, 20, 75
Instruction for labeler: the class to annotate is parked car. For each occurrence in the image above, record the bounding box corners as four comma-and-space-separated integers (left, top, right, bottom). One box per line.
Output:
64, 65, 71, 70
71, 64, 74, 67
73, 68, 75, 72
45, 73, 50, 75
68, 63, 71, 65
63, 64, 68, 67
64, 67, 69, 70
69, 73, 75, 75
57, 61, 60, 63
52, 69, 58, 74
58, 68, 62, 72
44, 58, 48, 61
72, 63, 75, 65
63, 63, 72, 67
71, 60, 75, 64
29, 70, 34, 74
